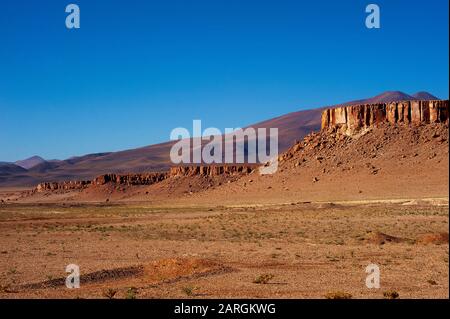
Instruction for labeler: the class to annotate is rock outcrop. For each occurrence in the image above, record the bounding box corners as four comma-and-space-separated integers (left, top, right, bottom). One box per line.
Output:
321, 100, 449, 135
169, 165, 255, 177
92, 172, 167, 186
33, 165, 256, 193
36, 180, 91, 192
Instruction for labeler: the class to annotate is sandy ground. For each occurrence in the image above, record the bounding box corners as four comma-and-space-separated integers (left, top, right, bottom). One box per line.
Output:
0, 200, 447, 299
0, 124, 448, 299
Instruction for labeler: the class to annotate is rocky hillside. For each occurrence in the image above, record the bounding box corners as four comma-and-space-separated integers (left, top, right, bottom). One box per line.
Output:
1, 90, 443, 188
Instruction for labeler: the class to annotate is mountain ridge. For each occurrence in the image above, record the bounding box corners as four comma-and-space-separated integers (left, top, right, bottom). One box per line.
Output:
0, 90, 441, 187
14, 156, 46, 170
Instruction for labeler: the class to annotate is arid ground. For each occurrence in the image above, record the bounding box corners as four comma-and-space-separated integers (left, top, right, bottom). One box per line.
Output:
0, 199, 448, 299
0, 123, 448, 299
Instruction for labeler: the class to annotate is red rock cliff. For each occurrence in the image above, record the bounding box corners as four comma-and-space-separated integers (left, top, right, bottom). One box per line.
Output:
169, 165, 256, 177
35, 180, 91, 192
321, 100, 449, 135
33, 165, 256, 192
92, 172, 167, 186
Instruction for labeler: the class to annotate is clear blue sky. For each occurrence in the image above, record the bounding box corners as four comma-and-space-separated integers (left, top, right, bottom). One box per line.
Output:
0, 0, 448, 162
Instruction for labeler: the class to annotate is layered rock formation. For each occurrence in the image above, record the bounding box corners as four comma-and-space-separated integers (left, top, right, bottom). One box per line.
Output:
169, 165, 255, 177
321, 100, 449, 135
92, 172, 167, 186
35, 181, 91, 192
33, 165, 256, 192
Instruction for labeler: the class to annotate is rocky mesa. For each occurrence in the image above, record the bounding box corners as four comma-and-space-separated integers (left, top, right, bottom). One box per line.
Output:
321, 100, 449, 135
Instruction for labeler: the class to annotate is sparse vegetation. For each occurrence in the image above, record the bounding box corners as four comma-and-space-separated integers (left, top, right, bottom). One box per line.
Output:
427, 279, 437, 285
324, 291, 352, 299
182, 285, 196, 296
253, 274, 275, 284
383, 290, 400, 299
0, 202, 447, 298
102, 288, 118, 299
0, 284, 12, 293
7, 268, 17, 275
126, 287, 138, 299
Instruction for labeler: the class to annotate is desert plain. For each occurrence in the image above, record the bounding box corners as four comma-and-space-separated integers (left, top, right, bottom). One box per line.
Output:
0, 119, 448, 299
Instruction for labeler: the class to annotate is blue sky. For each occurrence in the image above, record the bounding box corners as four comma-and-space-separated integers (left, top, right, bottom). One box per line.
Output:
0, 0, 448, 162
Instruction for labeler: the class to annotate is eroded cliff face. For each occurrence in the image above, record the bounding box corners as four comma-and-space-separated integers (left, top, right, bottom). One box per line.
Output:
92, 172, 167, 186
169, 165, 255, 177
35, 181, 91, 192
321, 100, 449, 135
34, 165, 255, 192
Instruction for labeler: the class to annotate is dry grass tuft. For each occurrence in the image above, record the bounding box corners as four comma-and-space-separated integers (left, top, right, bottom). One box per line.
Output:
383, 290, 400, 299
253, 274, 275, 284
324, 291, 352, 299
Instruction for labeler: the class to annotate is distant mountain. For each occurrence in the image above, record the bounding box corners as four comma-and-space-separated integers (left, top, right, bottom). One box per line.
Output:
15, 156, 46, 169
332, 90, 440, 107
411, 91, 439, 100
64, 152, 112, 165
0, 90, 442, 187
0, 162, 36, 187
0, 162, 27, 175
28, 161, 61, 173
364, 91, 416, 104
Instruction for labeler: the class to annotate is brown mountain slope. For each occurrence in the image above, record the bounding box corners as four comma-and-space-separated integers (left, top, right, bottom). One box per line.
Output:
0, 90, 442, 187
160, 122, 449, 205
0, 162, 27, 175
11, 120, 449, 204
412, 91, 439, 100
14, 156, 46, 170
23, 121, 446, 204
2, 107, 324, 187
